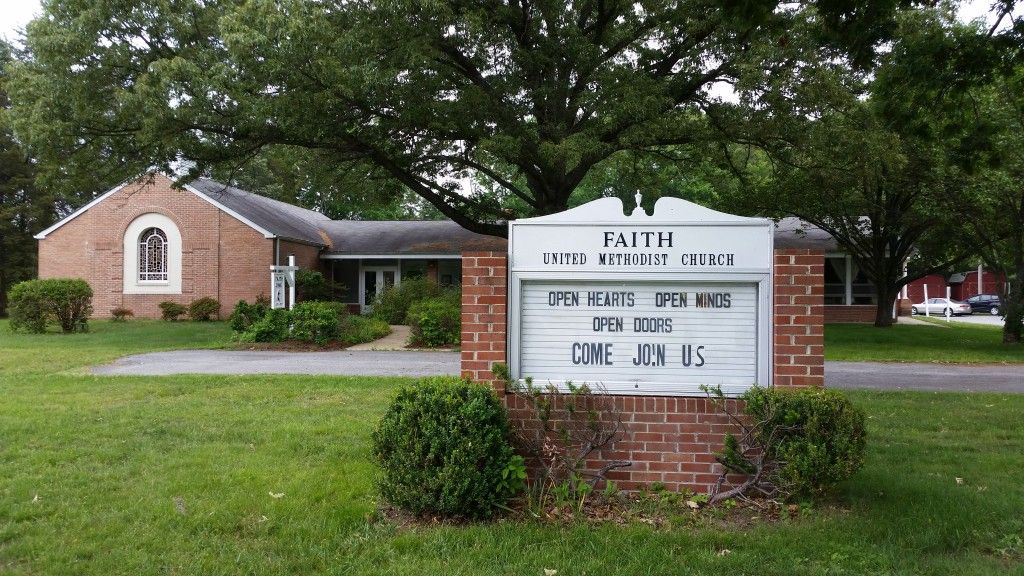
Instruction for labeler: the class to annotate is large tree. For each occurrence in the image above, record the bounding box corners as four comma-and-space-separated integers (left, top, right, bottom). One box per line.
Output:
0, 43, 53, 315
7, 0, 907, 236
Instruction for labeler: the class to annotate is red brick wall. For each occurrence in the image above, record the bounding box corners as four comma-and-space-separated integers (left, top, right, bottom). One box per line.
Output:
824, 304, 877, 323
460, 248, 826, 493
37, 174, 296, 318
773, 249, 825, 387
460, 252, 507, 386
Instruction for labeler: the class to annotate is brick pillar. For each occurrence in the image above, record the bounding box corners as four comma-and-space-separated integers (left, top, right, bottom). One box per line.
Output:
773, 249, 825, 387
460, 251, 507, 391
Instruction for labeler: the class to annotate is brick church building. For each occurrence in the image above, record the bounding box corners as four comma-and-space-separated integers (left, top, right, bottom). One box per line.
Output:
34, 173, 503, 318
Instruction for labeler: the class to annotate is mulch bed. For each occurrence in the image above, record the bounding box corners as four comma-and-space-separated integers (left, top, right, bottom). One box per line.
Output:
226, 340, 354, 352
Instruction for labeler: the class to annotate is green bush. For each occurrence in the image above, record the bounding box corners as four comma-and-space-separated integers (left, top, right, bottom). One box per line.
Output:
371, 278, 443, 324
8, 278, 93, 333
734, 386, 867, 498
406, 294, 461, 347
110, 307, 134, 321
337, 315, 391, 345
188, 297, 221, 321
289, 301, 341, 344
228, 299, 268, 332
371, 377, 520, 519
294, 269, 339, 302
240, 308, 291, 342
159, 301, 188, 321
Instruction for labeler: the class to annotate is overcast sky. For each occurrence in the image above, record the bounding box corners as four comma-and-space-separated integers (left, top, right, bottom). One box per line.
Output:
1, 0, 1019, 44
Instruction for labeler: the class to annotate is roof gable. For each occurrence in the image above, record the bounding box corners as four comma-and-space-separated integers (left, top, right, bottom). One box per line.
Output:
35, 173, 331, 246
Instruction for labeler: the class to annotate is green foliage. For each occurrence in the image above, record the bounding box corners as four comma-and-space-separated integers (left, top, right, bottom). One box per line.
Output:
228, 299, 268, 332
370, 279, 443, 325
288, 301, 341, 344
406, 293, 461, 347
158, 301, 187, 322
336, 314, 391, 346
187, 297, 221, 321
371, 377, 519, 519
294, 270, 332, 302
239, 308, 291, 343
8, 278, 93, 333
6, 0, 910, 236
715, 386, 867, 500
110, 307, 133, 322
0, 42, 53, 317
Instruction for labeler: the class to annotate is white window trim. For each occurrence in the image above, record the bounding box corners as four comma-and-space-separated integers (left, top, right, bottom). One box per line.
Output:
123, 213, 182, 295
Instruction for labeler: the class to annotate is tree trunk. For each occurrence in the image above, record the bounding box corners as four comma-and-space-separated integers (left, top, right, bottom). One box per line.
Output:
872, 284, 898, 328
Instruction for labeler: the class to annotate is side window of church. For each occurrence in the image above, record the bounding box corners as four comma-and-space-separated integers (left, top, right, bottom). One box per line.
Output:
139, 227, 168, 282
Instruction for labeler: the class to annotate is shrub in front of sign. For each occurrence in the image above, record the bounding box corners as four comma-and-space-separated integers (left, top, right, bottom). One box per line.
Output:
371, 377, 522, 519
158, 301, 187, 321
8, 278, 93, 334
370, 278, 443, 324
406, 292, 460, 347
228, 298, 269, 332
239, 308, 291, 342
706, 385, 867, 503
188, 297, 221, 321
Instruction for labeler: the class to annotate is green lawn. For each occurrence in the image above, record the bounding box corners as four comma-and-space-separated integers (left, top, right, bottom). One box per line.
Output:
826, 321, 1024, 363
1, 321, 1023, 574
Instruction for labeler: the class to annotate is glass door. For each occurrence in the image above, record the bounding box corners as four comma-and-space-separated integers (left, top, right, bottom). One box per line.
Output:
361, 266, 400, 312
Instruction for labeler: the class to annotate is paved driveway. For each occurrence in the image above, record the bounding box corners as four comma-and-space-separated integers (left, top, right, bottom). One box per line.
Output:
94, 350, 1024, 392
93, 350, 459, 377
826, 361, 1024, 393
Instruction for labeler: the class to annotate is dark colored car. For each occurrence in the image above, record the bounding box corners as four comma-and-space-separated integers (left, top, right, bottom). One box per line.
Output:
965, 294, 1002, 315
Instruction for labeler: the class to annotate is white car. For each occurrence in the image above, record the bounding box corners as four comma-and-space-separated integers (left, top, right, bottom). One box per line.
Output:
911, 298, 973, 316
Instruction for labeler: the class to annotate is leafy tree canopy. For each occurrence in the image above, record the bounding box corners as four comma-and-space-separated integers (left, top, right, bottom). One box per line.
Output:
8, 0, 912, 236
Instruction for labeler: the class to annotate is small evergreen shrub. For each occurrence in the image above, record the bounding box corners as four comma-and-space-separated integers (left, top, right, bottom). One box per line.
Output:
8, 278, 93, 333
111, 307, 134, 321
289, 301, 341, 344
371, 278, 443, 324
240, 308, 291, 342
188, 297, 221, 321
158, 301, 187, 321
406, 293, 461, 347
371, 377, 520, 519
229, 299, 268, 332
714, 386, 867, 500
8, 282, 48, 333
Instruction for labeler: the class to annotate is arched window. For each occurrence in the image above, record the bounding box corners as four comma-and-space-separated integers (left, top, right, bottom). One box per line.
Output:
138, 227, 168, 282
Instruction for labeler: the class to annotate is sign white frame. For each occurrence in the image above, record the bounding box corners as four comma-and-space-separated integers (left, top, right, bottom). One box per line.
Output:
508, 196, 773, 397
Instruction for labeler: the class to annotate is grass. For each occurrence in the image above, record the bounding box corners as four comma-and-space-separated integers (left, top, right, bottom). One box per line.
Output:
1, 321, 1023, 574
826, 321, 1024, 363
0, 319, 231, 376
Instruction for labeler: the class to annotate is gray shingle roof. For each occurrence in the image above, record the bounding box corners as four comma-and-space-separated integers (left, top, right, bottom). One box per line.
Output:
321, 220, 507, 255
189, 178, 332, 246
773, 217, 840, 251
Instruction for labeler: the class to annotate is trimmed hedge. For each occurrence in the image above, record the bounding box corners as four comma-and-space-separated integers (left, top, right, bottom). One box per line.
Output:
231, 299, 390, 346
159, 301, 187, 321
371, 377, 520, 518
8, 278, 93, 333
188, 297, 221, 321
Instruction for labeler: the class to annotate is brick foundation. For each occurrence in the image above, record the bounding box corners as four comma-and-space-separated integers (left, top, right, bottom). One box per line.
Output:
460, 249, 826, 493
824, 304, 878, 323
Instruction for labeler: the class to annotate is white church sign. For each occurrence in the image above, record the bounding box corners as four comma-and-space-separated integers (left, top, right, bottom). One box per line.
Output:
270, 255, 298, 310
508, 195, 773, 396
